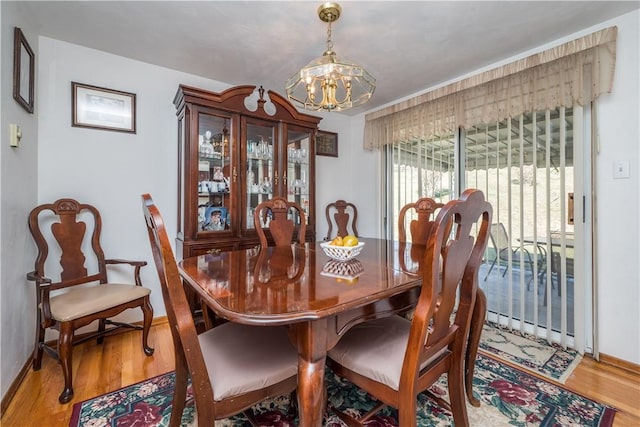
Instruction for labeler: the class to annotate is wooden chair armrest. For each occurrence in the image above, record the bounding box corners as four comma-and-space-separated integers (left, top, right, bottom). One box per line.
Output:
26, 271, 52, 287
104, 259, 148, 267
104, 259, 147, 286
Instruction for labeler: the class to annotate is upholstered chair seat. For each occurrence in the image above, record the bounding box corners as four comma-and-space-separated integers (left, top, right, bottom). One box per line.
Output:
49, 284, 151, 322
199, 323, 298, 400
328, 316, 448, 391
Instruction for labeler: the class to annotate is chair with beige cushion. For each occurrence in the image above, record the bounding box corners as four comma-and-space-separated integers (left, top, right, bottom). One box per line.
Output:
142, 194, 299, 426
397, 196, 487, 408
327, 189, 492, 426
27, 198, 154, 403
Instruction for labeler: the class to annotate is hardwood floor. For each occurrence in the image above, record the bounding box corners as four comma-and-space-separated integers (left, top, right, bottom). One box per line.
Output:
2, 320, 639, 426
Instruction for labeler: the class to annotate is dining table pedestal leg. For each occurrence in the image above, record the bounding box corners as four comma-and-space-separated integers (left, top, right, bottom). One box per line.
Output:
290, 320, 329, 427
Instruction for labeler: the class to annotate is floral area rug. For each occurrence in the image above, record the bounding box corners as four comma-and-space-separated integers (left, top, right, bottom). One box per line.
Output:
70, 353, 615, 427
479, 323, 582, 383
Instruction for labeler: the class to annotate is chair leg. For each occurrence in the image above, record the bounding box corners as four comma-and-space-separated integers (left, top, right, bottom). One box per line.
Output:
201, 300, 214, 331
58, 322, 75, 404
448, 356, 470, 427
465, 288, 486, 407
397, 394, 418, 427
501, 265, 509, 277
287, 389, 298, 418
97, 318, 106, 345
141, 297, 154, 356
525, 270, 534, 291
484, 258, 497, 281
32, 313, 45, 371
169, 358, 188, 427
500, 253, 510, 278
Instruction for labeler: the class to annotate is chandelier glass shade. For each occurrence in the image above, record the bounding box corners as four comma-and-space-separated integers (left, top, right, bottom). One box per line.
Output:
285, 2, 375, 112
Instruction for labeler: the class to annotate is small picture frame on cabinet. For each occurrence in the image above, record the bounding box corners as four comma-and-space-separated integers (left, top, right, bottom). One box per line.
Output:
72, 82, 136, 133
13, 27, 35, 113
203, 206, 228, 231
316, 130, 338, 157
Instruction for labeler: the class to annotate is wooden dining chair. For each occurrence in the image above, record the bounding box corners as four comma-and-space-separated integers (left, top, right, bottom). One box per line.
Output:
397, 237, 488, 409
26, 198, 154, 403
324, 199, 358, 240
141, 194, 299, 426
327, 189, 492, 427
397, 197, 444, 279
254, 196, 306, 247
398, 197, 444, 243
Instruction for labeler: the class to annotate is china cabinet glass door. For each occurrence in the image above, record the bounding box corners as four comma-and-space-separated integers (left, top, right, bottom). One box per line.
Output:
286, 127, 311, 226
245, 120, 276, 230
197, 112, 232, 235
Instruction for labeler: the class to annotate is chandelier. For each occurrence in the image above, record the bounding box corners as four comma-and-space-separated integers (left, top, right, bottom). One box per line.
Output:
285, 2, 376, 112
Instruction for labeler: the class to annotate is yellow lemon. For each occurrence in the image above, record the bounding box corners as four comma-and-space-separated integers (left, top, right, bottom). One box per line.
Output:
342, 235, 358, 247
330, 236, 344, 246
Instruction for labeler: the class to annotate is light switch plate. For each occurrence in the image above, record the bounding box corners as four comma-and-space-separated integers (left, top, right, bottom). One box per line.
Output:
613, 160, 629, 179
9, 124, 21, 147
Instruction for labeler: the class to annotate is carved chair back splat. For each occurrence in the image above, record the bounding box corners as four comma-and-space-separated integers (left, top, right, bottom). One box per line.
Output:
254, 197, 306, 247
324, 199, 358, 240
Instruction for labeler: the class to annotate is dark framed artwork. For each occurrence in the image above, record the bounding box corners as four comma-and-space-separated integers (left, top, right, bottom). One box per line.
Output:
316, 130, 338, 157
72, 82, 136, 133
13, 27, 35, 113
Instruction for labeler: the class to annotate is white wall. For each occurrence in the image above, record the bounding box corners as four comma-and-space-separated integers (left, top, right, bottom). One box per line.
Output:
313, 112, 381, 240
349, 10, 640, 364
592, 11, 640, 364
1, 3, 39, 399
37, 37, 236, 326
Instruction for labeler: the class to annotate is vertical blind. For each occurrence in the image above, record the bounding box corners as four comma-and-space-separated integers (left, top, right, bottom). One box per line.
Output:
386, 107, 579, 348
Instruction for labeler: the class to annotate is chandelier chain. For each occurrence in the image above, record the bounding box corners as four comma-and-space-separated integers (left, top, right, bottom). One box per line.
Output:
326, 21, 333, 52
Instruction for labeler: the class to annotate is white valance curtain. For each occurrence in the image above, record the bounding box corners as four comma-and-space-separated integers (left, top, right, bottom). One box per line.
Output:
364, 26, 617, 150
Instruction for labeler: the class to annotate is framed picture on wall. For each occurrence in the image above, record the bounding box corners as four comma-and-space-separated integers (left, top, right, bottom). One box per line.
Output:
13, 27, 35, 113
316, 130, 338, 157
72, 82, 136, 133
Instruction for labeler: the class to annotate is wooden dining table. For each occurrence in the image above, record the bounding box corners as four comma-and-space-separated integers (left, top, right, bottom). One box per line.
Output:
178, 237, 485, 426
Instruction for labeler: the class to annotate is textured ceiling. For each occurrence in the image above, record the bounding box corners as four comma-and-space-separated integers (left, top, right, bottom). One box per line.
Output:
17, 1, 640, 116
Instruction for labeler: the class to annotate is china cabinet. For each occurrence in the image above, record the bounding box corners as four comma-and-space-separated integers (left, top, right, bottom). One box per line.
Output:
173, 85, 322, 259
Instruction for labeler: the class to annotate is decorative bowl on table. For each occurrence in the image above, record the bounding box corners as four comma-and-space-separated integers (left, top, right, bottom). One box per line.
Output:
320, 241, 365, 262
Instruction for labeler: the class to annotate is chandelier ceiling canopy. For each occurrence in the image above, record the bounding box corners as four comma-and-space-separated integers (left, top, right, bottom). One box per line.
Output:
285, 2, 376, 112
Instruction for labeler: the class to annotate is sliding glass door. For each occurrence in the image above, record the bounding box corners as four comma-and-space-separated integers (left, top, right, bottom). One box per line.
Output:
384, 106, 589, 350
